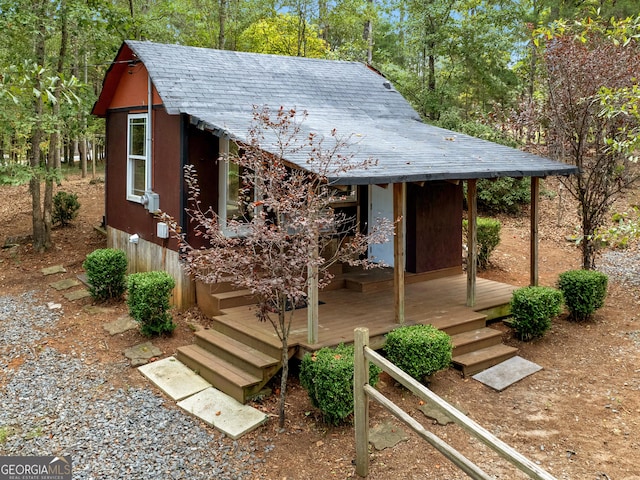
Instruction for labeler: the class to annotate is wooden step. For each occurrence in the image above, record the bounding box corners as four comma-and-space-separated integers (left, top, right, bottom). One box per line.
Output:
450, 327, 503, 357
426, 310, 487, 336
214, 289, 257, 311
195, 329, 280, 379
176, 344, 262, 403
211, 314, 285, 360
452, 344, 518, 377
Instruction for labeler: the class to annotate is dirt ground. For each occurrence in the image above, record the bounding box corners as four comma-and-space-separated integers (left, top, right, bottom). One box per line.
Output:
1, 171, 639, 480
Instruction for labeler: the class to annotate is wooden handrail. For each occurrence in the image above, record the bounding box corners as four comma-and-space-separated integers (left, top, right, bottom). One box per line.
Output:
354, 327, 557, 480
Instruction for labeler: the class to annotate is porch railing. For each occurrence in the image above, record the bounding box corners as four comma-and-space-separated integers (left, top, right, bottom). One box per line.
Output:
353, 327, 557, 479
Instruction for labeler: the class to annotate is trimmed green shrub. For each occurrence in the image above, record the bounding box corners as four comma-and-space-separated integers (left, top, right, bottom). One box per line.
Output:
464, 178, 530, 215
127, 271, 176, 336
300, 344, 381, 425
383, 324, 452, 381
463, 217, 501, 269
557, 270, 608, 322
509, 286, 564, 341
477, 178, 531, 215
83, 248, 128, 301
52, 191, 80, 226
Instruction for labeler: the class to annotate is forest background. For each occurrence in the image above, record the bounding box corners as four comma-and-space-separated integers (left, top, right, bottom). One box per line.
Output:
0, 0, 639, 253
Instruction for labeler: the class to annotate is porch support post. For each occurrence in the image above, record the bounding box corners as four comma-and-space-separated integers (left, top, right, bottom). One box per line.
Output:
530, 177, 540, 286
466, 179, 477, 307
393, 182, 406, 324
307, 228, 319, 344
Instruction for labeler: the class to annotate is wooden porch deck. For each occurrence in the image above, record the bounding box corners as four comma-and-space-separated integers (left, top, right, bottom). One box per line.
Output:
177, 272, 519, 402
212, 273, 517, 357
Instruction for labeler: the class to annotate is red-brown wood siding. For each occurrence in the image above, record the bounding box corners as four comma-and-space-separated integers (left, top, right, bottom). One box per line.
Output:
406, 181, 463, 273
105, 107, 181, 249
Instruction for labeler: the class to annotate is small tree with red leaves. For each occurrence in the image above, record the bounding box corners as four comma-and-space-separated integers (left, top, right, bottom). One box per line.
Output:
163, 106, 392, 428
534, 16, 640, 269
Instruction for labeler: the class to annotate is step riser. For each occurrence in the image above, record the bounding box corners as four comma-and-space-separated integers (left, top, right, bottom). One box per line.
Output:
176, 350, 247, 403
217, 294, 257, 311
456, 350, 516, 377
195, 336, 266, 379
452, 335, 502, 357
437, 318, 487, 336
211, 320, 282, 359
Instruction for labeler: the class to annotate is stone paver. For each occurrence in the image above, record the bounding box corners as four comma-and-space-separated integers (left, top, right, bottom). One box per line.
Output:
83, 305, 116, 315
42, 265, 67, 275
369, 421, 408, 450
124, 342, 162, 367
49, 278, 81, 290
419, 400, 469, 426
177, 387, 269, 440
104, 315, 138, 335
139, 357, 211, 401
64, 289, 91, 301
472, 356, 542, 392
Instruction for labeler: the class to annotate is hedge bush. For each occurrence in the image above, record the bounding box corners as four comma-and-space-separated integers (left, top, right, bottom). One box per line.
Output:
509, 286, 564, 341
557, 269, 608, 322
127, 271, 176, 336
300, 344, 381, 425
384, 324, 452, 381
52, 191, 80, 227
83, 248, 128, 301
463, 217, 501, 269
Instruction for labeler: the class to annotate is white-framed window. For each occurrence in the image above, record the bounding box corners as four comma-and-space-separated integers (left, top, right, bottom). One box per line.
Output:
127, 113, 149, 202
218, 138, 255, 233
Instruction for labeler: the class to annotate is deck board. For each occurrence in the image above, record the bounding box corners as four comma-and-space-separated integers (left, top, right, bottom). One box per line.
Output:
211, 274, 516, 353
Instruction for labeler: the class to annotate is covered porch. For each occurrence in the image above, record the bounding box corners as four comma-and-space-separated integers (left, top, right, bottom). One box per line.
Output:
177, 270, 520, 403
209, 270, 517, 356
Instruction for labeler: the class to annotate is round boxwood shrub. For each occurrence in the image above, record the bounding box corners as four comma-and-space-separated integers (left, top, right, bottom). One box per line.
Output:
463, 217, 501, 269
300, 343, 381, 425
52, 191, 80, 227
127, 271, 176, 336
509, 286, 564, 341
383, 324, 452, 382
82, 248, 128, 301
557, 269, 608, 322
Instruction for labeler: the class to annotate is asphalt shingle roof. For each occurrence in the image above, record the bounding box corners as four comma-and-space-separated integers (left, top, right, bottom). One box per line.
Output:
102, 41, 579, 184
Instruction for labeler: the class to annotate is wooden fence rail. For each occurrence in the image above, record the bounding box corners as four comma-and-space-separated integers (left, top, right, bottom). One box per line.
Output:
353, 327, 557, 479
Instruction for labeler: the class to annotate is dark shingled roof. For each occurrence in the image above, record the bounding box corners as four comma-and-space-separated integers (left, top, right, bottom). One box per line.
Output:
94, 40, 578, 185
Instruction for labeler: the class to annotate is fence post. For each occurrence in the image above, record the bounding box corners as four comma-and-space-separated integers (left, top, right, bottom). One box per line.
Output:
354, 327, 370, 477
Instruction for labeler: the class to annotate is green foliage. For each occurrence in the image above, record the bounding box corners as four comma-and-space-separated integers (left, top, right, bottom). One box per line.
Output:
300, 344, 381, 425
463, 217, 502, 269
127, 271, 176, 336
52, 191, 80, 226
238, 14, 329, 58
595, 207, 640, 249
383, 324, 452, 381
82, 248, 127, 301
557, 270, 608, 322
477, 178, 531, 215
462, 176, 530, 214
0, 164, 32, 185
509, 286, 564, 341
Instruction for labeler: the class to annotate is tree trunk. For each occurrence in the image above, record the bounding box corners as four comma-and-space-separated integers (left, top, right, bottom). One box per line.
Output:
278, 307, 288, 429
581, 204, 596, 270
50, 0, 68, 185
218, 0, 226, 49
79, 137, 87, 178
31, 0, 52, 252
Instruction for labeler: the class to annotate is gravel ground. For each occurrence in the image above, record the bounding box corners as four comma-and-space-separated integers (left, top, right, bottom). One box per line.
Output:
599, 247, 640, 286
0, 292, 268, 479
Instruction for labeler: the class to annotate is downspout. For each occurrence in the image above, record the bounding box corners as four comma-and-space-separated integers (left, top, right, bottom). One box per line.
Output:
147, 72, 153, 192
